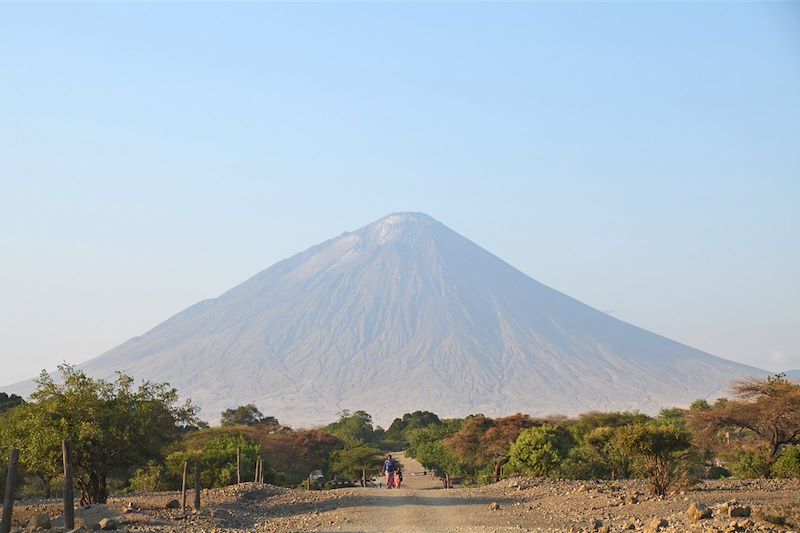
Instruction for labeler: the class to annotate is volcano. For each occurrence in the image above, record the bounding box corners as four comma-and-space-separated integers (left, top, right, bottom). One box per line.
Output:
4, 213, 763, 425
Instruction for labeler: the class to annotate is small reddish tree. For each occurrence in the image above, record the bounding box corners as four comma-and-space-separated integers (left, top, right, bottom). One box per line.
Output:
256, 429, 342, 485
445, 414, 538, 481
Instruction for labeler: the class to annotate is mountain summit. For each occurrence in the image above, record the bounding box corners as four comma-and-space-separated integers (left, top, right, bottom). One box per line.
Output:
5, 213, 762, 425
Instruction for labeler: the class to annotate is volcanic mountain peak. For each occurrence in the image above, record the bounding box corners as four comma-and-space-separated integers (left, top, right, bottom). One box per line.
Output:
2, 212, 764, 426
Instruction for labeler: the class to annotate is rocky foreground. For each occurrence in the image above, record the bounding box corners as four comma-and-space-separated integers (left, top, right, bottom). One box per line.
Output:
4, 477, 799, 533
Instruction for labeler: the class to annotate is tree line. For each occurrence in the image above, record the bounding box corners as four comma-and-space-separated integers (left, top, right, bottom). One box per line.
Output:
405, 374, 800, 495
0, 366, 798, 505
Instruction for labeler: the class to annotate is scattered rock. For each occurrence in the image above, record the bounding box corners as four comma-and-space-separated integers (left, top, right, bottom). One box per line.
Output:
164, 499, 181, 509
688, 502, 713, 521
26, 513, 51, 532
720, 499, 751, 518
488, 502, 500, 511
98, 518, 117, 531
644, 517, 668, 532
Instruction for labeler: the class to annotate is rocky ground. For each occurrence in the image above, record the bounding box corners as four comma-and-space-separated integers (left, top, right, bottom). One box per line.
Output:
3, 456, 798, 532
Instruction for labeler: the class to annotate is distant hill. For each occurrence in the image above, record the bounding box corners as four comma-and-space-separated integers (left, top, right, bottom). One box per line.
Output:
785, 369, 800, 382
3, 212, 765, 426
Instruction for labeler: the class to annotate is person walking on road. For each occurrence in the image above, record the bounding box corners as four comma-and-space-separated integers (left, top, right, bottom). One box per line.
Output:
382, 455, 396, 488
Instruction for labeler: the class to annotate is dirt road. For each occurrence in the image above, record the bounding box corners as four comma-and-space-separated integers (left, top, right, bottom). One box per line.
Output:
336, 452, 510, 532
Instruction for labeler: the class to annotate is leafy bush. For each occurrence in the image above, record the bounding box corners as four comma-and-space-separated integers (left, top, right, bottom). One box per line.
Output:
722, 445, 771, 478
771, 445, 800, 479
506, 424, 574, 477
166, 429, 264, 488
613, 423, 691, 496
131, 460, 168, 492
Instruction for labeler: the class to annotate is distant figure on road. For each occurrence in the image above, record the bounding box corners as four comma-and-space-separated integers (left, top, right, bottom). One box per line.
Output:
395, 466, 403, 488
382, 454, 396, 488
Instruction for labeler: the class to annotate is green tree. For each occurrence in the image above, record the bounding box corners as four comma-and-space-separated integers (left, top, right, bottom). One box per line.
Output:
568, 411, 651, 443
324, 410, 376, 445
329, 444, 383, 483
406, 420, 465, 481
0, 364, 198, 504
220, 404, 279, 427
385, 411, 441, 447
569, 426, 634, 480
506, 424, 574, 478
0, 392, 24, 414
689, 399, 711, 412
613, 423, 691, 496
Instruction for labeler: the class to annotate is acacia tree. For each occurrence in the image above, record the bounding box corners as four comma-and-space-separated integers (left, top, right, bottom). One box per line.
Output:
0, 364, 198, 503
689, 375, 800, 475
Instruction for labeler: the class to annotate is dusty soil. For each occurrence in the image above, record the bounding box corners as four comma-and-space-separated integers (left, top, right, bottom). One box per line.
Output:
4, 453, 798, 532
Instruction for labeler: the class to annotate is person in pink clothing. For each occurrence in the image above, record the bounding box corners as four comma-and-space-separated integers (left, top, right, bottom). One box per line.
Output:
382, 455, 396, 488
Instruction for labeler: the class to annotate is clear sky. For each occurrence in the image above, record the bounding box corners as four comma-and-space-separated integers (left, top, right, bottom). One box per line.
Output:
1, 2, 798, 386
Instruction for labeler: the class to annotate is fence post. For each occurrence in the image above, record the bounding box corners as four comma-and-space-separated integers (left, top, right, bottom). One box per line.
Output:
236, 445, 241, 485
181, 461, 188, 516
62, 441, 74, 531
1, 448, 20, 533
193, 461, 201, 510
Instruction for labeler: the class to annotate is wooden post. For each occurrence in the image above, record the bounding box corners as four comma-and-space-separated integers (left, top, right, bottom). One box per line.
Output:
2, 448, 19, 533
62, 441, 74, 531
193, 461, 201, 510
236, 445, 241, 485
254, 457, 259, 484
361, 468, 366, 487
181, 461, 188, 516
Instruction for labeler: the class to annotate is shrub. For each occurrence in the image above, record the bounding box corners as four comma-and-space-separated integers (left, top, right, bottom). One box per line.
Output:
613, 423, 691, 496
771, 446, 800, 479
131, 460, 168, 492
722, 445, 771, 478
506, 424, 573, 477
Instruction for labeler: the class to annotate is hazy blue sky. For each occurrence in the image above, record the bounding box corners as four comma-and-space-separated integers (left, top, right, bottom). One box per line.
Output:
1, 3, 798, 385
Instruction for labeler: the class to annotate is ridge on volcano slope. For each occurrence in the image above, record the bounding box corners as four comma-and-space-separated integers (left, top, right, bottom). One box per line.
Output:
3, 212, 764, 425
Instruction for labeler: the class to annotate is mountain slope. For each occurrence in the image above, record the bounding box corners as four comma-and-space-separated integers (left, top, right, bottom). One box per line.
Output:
4, 213, 764, 425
